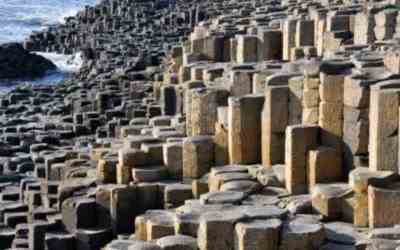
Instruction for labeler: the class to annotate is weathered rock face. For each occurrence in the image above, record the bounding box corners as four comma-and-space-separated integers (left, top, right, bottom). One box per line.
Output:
0, 43, 56, 79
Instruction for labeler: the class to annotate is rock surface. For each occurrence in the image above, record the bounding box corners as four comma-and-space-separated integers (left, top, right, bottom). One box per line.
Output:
1, 0, 400, 249
0, 43, 56, 79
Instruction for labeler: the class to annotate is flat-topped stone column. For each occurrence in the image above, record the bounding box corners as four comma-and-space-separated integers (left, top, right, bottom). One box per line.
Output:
302, 77, 320, 125
198, 211, 246, 250
326, 14, 351, 32
204, 35, 226, 62
183, 136, 214, 179
184, 81, 206, 136
308, 146, 342, 190
262, 86, 289, 167
235, 219, 282, 250
117, 148, 147, 184
369, 183, 400, 228
369, 86, 400, 173
189, 88, 229, 136
285, 124, 319, 194
288, 76, 304, 125
257, 29, 282, 61
348, 168, 398, 227
97, 157, 117, 184
228, 95, 265, 164
312, 183, 351, 220
160, 85, 179, 116
163, 140, 184, 180
354, 12, 375, 45
319, 72, 345, 154
229, 70, 256, 97
236, 35, 258, 63
343, 75, 370, 171
295, 20, 314, 47
283, 19, 298, 61
110, 185, 138, 234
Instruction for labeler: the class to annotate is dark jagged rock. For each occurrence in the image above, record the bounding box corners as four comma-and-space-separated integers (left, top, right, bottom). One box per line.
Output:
0, 43, 56, 79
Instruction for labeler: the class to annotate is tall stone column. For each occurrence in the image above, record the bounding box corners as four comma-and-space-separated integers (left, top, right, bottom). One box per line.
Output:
257, 29, 282, 61
285, 125, 319, 194
189, 88, 229, 136
295, 20, 314, 47
262, 86, 289, 167
369, 87, 399, 173
343, 75, 370, 172
283, 19, 298, 61
354, 12, 375, 45
319, 72, 344, 155
228, 95, 265, 164
236, 35, 258, 63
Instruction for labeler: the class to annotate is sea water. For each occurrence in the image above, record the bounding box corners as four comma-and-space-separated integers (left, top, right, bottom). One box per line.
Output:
0, 0, 97, 90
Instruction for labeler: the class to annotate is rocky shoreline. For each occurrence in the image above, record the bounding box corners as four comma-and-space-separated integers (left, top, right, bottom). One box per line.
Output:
0, 43, 56, 80
3, 0, 400, 250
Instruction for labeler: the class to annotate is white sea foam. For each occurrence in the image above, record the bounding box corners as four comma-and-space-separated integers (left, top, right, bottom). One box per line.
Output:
0, 53, 82, 92
57, 8, 82, 24
0, 0, 96, 90
0, 52, 82, 92
0, 0, 97, 44
35, 52, 83, 73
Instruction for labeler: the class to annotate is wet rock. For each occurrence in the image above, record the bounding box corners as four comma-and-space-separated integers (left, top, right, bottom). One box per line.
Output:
0, 43, 56, 79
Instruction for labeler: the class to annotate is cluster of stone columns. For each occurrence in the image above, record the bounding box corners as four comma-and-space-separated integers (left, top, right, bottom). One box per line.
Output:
8, 0, 400, 250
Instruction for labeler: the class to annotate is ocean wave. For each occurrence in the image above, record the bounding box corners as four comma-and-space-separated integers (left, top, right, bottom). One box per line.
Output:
0, 0, 98, 44
35, 52, 83, 73
9, 17, 46, 27
57, 8, 83, 24
0, 0, 97, 89
0, 52, 82, 92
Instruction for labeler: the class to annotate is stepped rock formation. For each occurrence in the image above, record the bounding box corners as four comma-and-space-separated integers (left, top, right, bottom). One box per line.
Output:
3, 0, 400, 249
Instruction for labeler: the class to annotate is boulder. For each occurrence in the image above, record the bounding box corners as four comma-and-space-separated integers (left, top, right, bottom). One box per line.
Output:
0, 43, 56, 79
